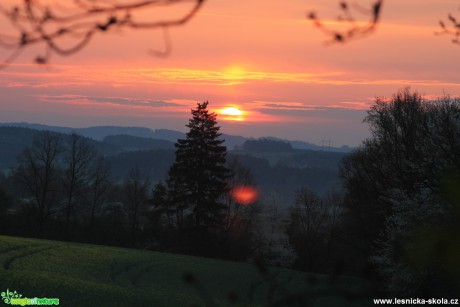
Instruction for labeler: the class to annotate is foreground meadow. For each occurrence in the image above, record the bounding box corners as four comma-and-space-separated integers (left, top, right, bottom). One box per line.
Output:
0, 235, 375, 306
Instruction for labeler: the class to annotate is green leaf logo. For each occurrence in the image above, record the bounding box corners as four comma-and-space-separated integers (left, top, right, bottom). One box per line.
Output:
1, 289, 23, 305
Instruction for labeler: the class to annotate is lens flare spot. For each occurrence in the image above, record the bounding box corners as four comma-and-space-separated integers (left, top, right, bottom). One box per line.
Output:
230, 185, 259, 205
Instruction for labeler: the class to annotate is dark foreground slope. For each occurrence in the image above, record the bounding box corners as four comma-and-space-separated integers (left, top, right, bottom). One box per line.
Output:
0, 236, 376, 307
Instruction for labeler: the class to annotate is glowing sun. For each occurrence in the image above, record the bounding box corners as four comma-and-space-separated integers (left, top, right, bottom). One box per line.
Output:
223, 66, 246, 80
219, 106, 245, 121
221, 107, 243, 116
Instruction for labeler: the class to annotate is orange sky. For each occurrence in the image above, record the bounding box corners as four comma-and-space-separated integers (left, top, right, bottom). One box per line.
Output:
1, 0, 459, 146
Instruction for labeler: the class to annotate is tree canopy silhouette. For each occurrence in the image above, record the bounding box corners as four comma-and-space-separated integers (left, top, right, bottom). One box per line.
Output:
340, 89, 460, 296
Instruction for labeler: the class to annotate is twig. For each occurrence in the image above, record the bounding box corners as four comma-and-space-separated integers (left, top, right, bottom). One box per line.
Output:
0, 0, 206, 68
307, 0, 384, 44
436, 6, 460, 45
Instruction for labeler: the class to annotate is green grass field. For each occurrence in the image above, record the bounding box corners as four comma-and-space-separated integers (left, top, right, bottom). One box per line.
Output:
0, 235, 376, 306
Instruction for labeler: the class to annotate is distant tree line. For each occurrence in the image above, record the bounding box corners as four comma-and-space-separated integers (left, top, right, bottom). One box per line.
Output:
0, 124, 341, 263
0, 103, 265, 261
241, 138, 293, 153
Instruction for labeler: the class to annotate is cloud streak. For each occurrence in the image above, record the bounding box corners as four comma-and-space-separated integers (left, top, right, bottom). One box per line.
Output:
258, 100, 372, 112
38, 94, 185, 109
2, 64, 460, 90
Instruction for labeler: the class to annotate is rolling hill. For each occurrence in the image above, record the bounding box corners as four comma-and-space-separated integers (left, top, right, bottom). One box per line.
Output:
0, 235, 376, 306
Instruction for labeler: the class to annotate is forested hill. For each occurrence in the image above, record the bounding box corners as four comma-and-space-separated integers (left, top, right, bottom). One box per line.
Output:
103, 134, 175, 151
0, 126, 38, 171
0, 127, 119, 171
0, 125, 346, 203
0, 122, 353, 152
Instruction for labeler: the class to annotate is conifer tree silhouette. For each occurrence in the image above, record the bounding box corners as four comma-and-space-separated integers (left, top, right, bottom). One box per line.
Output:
166, 101, 231, 254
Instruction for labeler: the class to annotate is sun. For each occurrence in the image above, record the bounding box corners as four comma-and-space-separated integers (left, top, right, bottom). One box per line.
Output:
221, 107, 243, 116
219, 106, 245, 121
223, 65, 246, 80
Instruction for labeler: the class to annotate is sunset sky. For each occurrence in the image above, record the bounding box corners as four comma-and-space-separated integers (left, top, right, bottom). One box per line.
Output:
1, 0, 459, 146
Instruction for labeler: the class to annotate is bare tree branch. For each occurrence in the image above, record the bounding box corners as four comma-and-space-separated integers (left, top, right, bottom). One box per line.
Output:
437, 6, 460, 45
0, 0, 205, 68
1, 0, 457, 68
307, 0, 384, 44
